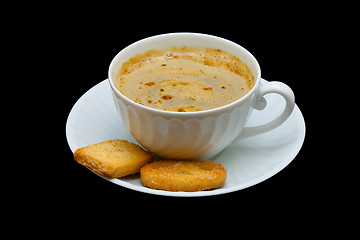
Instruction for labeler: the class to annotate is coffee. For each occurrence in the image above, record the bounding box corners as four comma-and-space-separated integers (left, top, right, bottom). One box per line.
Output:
115, 47, 254, 112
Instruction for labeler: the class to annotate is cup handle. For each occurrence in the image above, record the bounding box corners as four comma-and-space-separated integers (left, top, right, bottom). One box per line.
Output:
237, 81, 295, 140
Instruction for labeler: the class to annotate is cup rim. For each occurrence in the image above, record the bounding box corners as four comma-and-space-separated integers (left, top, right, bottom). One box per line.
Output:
108, 32, 261, 116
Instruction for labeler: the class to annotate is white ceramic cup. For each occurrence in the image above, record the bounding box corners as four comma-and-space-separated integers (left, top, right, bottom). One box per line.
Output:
108, 33, 295, 160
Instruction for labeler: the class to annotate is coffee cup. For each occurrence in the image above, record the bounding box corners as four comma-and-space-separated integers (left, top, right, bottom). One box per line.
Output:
108, 33, 295, 160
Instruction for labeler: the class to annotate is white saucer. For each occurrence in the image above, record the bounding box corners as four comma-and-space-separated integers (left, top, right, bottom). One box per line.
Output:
66, 79, 305, 197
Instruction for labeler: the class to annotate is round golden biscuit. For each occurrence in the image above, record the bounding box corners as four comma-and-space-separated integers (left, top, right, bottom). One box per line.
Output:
140, 160, 226, 192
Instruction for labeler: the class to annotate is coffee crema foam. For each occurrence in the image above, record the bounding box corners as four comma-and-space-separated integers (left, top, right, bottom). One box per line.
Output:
115, 47, 254, 112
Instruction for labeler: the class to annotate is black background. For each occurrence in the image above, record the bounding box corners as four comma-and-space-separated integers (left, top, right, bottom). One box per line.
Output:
49, 7, 333, 224
3, 2, 353, 235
